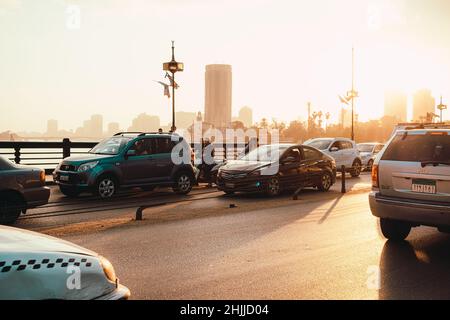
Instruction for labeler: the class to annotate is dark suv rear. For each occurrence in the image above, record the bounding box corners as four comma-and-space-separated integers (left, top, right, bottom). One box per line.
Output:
53, 132, 196, 198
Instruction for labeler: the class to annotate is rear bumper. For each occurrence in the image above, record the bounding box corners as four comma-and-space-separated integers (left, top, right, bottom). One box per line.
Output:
369, 191, 450, 227
22, 187, 50, 208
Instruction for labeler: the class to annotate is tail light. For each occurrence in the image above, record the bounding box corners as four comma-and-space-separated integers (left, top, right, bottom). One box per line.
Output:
371, 164, 379, 188
40, 170, 46, 185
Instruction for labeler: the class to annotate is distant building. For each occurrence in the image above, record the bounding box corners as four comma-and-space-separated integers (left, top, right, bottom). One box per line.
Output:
413, 89, 435, 122
238, 106, 253, 128
107, 122, 120, 136
89, 114, 103, 138
175, 111, 197, 129
340, 108, 358, 129
46, 119, 58, 136
204, 64, 232, 128
128, 113, 160, 132
384, 90, 407, 122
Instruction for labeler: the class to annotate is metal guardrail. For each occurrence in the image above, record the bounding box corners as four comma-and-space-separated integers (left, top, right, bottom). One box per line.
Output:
0, 139, 250, 174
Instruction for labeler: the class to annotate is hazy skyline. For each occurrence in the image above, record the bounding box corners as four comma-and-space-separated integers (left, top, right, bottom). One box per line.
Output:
2, 0, 450, 132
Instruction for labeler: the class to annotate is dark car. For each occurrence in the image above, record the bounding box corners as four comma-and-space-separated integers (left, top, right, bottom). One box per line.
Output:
0, 156, 50, 225
53, 132, 197, 198
216, 144, 336, 196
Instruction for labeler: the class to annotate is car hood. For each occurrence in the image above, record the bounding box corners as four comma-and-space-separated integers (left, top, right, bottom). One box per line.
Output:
221, 160, 272, 172
0, 225, 97, 257
62, 153, 114, 164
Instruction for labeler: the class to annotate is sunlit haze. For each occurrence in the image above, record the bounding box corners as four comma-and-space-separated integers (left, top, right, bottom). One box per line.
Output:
2, 0, 450, 133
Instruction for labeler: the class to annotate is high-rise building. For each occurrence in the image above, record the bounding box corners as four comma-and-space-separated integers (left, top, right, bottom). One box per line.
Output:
89, 114, 103, 137
204, 64, 232, 128
47, 119, 58, 136
175, 111, 197, 129
413, 89, 435, 121
128, 113, 160, 132
107, 122, 120, 136
384, 90, 407, 122
238, 106, 253, 128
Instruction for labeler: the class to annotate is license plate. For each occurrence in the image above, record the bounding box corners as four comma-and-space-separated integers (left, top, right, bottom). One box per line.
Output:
225, 183, 235, 189
60, 175, 69, 182
412, 179, 436, 194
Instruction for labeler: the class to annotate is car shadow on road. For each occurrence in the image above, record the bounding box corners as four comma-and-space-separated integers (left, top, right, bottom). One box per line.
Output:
379, 234, 450, 299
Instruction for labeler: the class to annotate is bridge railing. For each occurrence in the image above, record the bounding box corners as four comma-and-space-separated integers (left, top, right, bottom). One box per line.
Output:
0, 139, 252, 174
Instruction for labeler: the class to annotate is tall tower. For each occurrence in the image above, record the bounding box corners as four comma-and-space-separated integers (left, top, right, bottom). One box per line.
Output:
204, 64, 232, 128
384, 90, 407, 122
413, 89, 435, 122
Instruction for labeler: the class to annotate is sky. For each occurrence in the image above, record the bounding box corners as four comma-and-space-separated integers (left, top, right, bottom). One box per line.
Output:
1, 0, 450, 133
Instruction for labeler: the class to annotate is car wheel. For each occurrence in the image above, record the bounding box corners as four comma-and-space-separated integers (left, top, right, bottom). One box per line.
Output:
350, 160, 362, 177
380, 218, 411, 241
173, 172, 193, 195
366, 159, 374, 172
317, 172, 333, 192
141, 186, 155, 192
95, 176, 117, 199
0, 193, 23, 225
266, 176, 281, 197
59, 186, 81, 198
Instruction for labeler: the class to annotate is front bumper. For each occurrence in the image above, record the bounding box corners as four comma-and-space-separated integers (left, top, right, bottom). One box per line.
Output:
22, 186, 50, 208
369, 191, 450, 227
95, 284, 131, 300
216, 176, 270, 193
53, 170, 93, 188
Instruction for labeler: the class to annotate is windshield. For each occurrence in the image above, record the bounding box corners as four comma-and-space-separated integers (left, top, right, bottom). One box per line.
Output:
240, 145, 289, 162
357, 144, 374, 152
89, 137, 133, 155
304, 139, 332, 150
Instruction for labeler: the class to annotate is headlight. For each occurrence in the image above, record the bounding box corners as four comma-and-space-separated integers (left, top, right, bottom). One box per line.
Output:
77, 161, 99, 172
99, 256, 117, 283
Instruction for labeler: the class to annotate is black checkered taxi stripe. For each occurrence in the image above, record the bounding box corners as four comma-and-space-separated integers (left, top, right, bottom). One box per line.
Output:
0, 257, 93, 273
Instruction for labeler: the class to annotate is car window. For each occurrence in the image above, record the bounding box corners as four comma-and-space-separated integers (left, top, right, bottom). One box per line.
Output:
90, 137, 133, 155
330, 141, 341, 150
381, 133, 450, 162
303, 147, 322, 160
357, 144, 374, 152
129, 138, 153, 156
305, 139, 332, 150
341, 141, 352, 149
154, 138, 176, 154
284, 148, 301, 162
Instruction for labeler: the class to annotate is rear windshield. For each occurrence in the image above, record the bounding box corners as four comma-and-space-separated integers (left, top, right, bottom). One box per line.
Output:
381, 133, 450, 162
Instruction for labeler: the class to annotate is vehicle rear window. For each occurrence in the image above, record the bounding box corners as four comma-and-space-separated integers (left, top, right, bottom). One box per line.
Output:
381, 133, 450, 162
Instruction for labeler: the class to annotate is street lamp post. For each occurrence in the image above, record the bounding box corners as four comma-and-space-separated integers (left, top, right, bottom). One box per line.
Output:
437, 96, 447, 123
163, 41, 184, 132
346, 47, 358, 141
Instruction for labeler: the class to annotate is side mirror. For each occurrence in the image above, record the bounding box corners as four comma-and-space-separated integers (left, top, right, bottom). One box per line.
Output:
330, 147, 339, 152
125, 149, 136, 159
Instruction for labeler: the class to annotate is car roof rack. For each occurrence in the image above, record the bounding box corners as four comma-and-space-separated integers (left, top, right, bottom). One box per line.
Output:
113, 132, 144, 136
137, 132, 179, 136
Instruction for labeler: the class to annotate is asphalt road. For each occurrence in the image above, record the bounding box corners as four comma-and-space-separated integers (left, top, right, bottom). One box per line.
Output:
31, 173, 449, 300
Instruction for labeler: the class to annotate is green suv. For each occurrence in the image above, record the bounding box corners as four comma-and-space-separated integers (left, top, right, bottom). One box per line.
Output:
53, 132, 196, 198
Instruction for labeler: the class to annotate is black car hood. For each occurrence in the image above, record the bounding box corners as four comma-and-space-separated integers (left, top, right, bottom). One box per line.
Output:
220, 160, 273, 172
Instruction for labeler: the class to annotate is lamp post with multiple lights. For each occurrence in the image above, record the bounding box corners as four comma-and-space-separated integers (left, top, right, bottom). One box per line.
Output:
163, 41, 184, 132
437, 96, 447, 123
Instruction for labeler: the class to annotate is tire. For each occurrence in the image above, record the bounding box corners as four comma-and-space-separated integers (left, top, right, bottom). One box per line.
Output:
173, 172, 194, 195
366, 160, 374, 172
59, 186, 81, 198
0, 193, 24, 225
350, 160, 362, 177
266, 176, 281, 197
141, 186, 155, 192
317, 172, 333, 192
380, 218, 411, 241
95, 175, 117, 199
